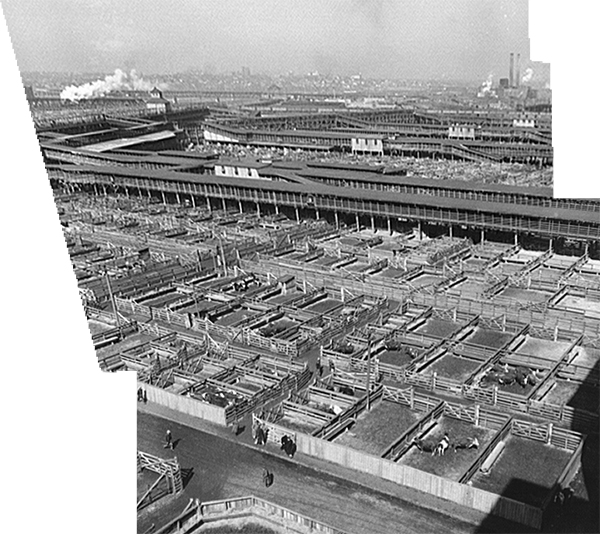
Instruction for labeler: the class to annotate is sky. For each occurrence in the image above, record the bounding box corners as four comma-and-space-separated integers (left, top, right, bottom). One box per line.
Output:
1, 0, 530, 81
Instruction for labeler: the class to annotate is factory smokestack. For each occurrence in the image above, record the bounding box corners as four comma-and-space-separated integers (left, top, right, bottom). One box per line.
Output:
516, 54, 521, 88
509, 53, 514, 88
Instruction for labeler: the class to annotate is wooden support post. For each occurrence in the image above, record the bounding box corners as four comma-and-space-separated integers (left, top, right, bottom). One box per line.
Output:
176, 192, 181, 204
275, 204, 280, 215
474, 404, 480, 427
547, 423, 553, 444
191, 195, 196, 208
366, 334, 372, 410
316, 209, 320, 220
371, 215, 375, 233
161, 191, 166, 204
334, 211, 339, 229
493, 386, 498, 405
387, 217, 392, 235
418, 221, 422, 240
480, 229, 485, 243
238, 200, 243, 213
431, 372, 437, 391
355, 213, 360, 231
514, 233, 518, 246
295, 207, 300, 223
222, 197, 227, 211
206, 196, 211, 211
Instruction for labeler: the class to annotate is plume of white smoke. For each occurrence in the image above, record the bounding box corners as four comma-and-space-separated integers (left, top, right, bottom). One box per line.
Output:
480, 74, 493, 93
521, 68, 533, 84
60, 69, 162, 101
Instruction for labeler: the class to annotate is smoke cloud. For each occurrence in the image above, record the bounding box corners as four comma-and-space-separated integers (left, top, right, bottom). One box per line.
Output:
60, 69, 164, 101
521, 67, 533, 84
480, 74, 493, 93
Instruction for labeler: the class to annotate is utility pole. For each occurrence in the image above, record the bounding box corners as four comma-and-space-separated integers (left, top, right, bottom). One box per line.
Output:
366, 331, 372, 410
105, 272, 121, 328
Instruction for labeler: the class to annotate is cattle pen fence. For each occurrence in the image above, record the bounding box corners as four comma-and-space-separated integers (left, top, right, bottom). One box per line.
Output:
253, 385, 584, 530
153, 495, 348, 534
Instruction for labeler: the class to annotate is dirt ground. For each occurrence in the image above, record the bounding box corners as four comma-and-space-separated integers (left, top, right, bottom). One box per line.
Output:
555, 296, 600, 315
334, 399, 422, 456
398, 416, 496, 481
517, 338, 572, 362
543, 380, 599, 412
378, 349, 418, 368
414, 318, 460, 339
568, 346, 600, 368
137, 411, 489, 534
428, 355, 480, 381
464, 328, 515, 349
471, 435, 571, 507
305, 298, 343, 314
87, 318, 114, 336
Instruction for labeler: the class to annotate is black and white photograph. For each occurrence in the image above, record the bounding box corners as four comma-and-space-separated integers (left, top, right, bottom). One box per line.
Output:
1, 1, 598, 533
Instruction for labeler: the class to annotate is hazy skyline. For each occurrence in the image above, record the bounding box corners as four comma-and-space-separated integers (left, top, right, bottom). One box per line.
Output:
1, 0, 531, 81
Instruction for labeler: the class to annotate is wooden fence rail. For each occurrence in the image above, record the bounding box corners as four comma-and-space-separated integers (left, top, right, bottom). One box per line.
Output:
252, 414, 544, 529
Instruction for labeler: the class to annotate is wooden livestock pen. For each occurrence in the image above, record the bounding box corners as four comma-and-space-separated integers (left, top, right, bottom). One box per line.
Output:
252, 411, 547, 530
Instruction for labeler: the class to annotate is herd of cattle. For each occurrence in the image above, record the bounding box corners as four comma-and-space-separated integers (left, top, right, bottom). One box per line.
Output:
412, 433, 480, 456
480, 362, 540, 388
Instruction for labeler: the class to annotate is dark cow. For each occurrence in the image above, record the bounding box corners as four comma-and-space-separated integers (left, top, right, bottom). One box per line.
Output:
413, 437, 439, 456
385, 339, 403, 351
413, 434, 450, 456
453, 436, 479, 452
336, 385, 355, 396
482, 365, 536, 389
280, 435, 297, 458
333, 342, 354, 355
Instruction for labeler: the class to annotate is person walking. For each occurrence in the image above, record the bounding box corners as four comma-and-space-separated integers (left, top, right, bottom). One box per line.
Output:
164, 430, 173, 450
262, 468, 274, 488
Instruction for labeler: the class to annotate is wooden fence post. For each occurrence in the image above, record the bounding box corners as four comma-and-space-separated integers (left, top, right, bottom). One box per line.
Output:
547, 423, 553, 445
493, 386, 498, 406
475, 404, 480, 427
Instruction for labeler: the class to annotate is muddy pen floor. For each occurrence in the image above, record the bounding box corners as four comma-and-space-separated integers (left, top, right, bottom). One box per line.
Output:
542, 380, 599, 412
427, 354, 481, 381
414, 318, 460, 340
470, 434, 572, 507
334, 399, 422, 456
397, 416, 496, 481
463, 327, 515, 349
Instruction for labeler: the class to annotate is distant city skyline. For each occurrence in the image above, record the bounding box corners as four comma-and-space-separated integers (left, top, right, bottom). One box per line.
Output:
2, 0, 532, 83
